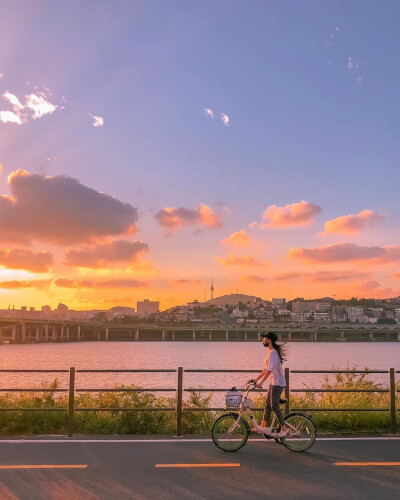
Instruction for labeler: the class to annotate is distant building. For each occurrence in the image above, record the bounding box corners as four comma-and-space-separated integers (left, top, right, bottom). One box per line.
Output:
332, 305, 347, 322
314, 302, 331, 313
137, 299, 159, 315
272, 298, 286, 310
292, 301, 314, 314
187, 300, 208, 309
291, 312, 311, 323
232, 308, 248, 318
314, 312, 332, 323
368, 308, 384, 318
42, 305, 51, 314
57, 303, 68, 314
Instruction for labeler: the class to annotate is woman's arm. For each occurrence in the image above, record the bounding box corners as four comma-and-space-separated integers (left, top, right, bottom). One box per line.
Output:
257, 370, 271, 388
253, 368, 271, 388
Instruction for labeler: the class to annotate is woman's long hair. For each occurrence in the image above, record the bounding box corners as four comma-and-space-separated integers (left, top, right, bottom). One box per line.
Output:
271, 338, 287, 363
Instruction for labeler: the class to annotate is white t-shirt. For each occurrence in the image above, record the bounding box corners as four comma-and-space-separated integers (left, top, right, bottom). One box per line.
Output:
264, 349, 286, 386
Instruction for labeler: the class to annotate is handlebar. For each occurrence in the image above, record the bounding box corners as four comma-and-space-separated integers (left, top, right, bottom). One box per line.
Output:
246, 379, 257, 388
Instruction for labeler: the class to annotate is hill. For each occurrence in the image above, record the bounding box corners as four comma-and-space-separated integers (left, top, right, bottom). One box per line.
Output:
207, 293, 263, 307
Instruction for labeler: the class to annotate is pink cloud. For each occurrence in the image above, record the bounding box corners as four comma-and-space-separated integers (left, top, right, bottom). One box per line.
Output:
240, 275, 268, 283
215, 253, 269, 267
0, 248, 53, 272
324, 210, 384, 235
0, 170, 138, 244
287, 243, 400, 264
65, 240, 148, 268
261, 200, 321, 228
220, 230, 251, 247
155, 204, 222, 231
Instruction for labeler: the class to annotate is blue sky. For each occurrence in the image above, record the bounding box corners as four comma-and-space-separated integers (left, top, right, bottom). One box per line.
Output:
1, 1, 400, 308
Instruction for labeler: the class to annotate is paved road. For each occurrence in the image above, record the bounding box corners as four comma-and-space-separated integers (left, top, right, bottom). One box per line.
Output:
0, 437, 399, 499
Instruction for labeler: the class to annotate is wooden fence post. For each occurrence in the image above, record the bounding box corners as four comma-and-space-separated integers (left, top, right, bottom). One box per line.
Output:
285, 367, 290, 415
389, 368, 397, 433
176, 367, 183, 437
68, 367, 75, 437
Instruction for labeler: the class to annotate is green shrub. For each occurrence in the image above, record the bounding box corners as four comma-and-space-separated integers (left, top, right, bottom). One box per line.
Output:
0, 370, 398, 435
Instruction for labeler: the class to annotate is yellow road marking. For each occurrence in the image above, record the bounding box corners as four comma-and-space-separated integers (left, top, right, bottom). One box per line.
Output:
334, 462, 400, 467
156, 463, 240, 468
0, 465, 87, 469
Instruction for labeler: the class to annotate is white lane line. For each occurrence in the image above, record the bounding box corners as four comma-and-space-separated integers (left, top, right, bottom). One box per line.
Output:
0, 437, 400, 444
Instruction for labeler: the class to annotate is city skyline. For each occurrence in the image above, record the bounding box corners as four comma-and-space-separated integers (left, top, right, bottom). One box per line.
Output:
1, 1, 400, 310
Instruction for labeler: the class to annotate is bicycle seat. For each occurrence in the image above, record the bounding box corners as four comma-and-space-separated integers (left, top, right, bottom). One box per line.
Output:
279, 398, 287, 404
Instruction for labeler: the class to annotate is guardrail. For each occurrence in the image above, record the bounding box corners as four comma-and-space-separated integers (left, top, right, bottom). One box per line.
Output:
0, 367, 398, 436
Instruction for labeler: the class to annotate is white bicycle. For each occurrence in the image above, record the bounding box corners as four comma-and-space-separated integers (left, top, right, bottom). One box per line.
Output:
212, 380, 316, 452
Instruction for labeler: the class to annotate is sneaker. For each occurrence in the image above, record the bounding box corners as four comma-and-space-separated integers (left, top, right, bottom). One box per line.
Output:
271, 430, 287, 438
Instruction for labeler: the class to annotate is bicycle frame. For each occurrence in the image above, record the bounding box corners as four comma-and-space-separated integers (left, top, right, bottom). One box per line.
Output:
229, 383, 301, 437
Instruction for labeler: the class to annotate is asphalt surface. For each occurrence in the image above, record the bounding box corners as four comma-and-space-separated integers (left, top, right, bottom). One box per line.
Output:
0, 437, 399, 499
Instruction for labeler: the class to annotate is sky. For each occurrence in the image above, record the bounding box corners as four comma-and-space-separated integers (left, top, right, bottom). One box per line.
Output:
1, 0, 400, 311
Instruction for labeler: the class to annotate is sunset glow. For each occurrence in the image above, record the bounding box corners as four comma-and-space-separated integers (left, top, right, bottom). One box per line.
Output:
1, 2, 400, 310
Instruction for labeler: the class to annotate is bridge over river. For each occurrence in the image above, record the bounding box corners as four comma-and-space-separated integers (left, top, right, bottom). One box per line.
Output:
0, 319, 400, 343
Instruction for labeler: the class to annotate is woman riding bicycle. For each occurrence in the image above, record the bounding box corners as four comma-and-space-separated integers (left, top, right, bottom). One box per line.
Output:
252, 331, 288, 438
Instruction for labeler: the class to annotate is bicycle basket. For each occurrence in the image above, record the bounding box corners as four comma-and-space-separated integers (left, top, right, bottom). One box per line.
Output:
225, 387, 242, 408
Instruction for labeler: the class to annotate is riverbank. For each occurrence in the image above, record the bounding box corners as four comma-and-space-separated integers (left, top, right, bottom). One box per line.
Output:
0, 371, 398, 436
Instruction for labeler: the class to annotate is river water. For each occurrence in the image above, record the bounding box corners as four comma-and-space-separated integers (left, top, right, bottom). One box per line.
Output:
0, 342, 398, 405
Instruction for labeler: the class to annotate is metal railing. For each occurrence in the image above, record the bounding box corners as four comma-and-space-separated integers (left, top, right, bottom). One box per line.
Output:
0, 367, 398, 436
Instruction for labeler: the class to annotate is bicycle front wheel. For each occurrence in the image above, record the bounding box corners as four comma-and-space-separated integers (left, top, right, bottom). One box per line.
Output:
281, 413, 316, 452
211, 413, 249, 452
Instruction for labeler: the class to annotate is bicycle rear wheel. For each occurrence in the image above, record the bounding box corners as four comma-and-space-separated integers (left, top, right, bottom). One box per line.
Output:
280, 413, 316, 452
211, 413, 249, 452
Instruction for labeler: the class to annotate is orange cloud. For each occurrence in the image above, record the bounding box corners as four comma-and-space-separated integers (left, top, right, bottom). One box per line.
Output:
324, 210, 385, 235
65, 240, 148, 268
354, 281, 395, 299
287, 243, 400, 264
0, 248, 53, 272
220, 230, 251, 247
304, 270, 371, 282
169, 279, 203, 285
155, 204, 222, 231
54, 278, 95, 288
261, 200, 321, 228
130, 260, 157, 274
273, 270, 370, 282
0, 170, 138, 244
0, 279, 50, 289
240, 275, 268, 283
390, 272, 400, 280
274, 271, 303, 281
215, 253, 269, 267
54, 278, 148, 289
